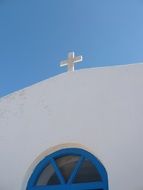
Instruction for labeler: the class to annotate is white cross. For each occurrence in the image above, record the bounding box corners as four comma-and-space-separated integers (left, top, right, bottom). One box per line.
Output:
60, 52, 83, 72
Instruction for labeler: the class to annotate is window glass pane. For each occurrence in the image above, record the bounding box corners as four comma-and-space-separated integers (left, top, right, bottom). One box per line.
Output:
55, 155, 80, 182
36, 163, 60, 186
74, 159, 102, 183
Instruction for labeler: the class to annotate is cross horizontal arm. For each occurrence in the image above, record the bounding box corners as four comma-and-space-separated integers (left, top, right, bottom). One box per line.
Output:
60, 60, 68, 67
74, 55, 83, 63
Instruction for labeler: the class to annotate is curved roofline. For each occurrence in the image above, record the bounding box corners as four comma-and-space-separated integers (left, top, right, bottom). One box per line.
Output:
1, 62, 143, 100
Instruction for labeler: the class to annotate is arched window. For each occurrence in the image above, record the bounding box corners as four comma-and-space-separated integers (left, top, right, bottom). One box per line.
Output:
27, 148, 108, 190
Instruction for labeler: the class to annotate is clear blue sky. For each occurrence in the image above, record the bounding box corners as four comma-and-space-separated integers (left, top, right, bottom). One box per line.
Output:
0, 0, 143, 97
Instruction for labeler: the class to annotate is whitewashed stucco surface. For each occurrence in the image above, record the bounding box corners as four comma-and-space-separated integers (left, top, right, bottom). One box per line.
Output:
0, 64, 143, 190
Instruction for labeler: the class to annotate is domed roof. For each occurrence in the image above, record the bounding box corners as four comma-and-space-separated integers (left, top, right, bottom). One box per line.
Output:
0, 64, 143, 190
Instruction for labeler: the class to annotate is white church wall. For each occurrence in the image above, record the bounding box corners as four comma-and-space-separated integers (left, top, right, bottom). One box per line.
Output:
0, 64, 143, 190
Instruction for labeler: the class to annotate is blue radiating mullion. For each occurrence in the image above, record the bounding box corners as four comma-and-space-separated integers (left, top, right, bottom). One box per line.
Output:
67, 156, 84, 184
50, 158, 65, 184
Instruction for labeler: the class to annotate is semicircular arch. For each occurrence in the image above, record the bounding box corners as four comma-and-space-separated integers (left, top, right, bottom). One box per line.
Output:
27, 148, 108, 190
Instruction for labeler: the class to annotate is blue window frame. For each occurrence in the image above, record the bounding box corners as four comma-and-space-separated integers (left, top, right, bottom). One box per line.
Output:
27, 148, 108, 190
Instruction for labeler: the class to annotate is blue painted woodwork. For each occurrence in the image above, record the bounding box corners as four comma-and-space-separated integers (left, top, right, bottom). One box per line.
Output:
27, 148, 108, 190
